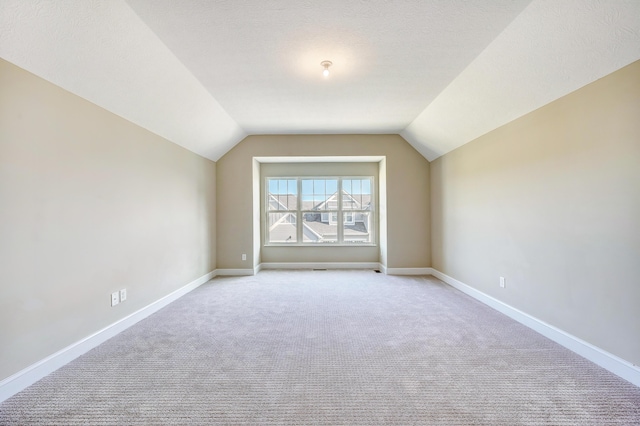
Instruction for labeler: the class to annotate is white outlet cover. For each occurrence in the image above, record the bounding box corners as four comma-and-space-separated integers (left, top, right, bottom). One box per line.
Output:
120, 289, 127, 302
111, 292, 120, 306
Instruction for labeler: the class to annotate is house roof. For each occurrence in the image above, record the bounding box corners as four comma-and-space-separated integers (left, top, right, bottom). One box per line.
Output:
268, 222, 297, 243
269, 213, 369, 243
312, 191, 371, 211
2, 1, 639, 161
304, 219, 369, 238
269, 193, 371, 211
268, 194, 299, 211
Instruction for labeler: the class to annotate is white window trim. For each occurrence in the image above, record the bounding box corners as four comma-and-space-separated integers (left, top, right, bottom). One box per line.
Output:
265, 176, 375, 246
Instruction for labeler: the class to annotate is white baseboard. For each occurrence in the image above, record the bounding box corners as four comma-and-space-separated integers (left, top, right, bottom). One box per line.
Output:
256, 263, 433, 275
0, 270, 216, 403
385, 267, 433, 276
259, 262, 382, 270
215, 268, 256, 276
430, 269, 640, 388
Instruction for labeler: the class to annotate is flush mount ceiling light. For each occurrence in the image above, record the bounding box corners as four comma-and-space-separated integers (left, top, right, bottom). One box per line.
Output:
320, 60, 332, 78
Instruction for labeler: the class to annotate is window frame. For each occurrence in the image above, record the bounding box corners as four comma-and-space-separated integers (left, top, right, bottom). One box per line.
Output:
265, 176, 375, 246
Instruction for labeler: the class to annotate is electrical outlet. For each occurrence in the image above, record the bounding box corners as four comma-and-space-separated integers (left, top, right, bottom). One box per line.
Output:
120, 289, 127, 302
499, 277, 506, 288
111, 291, 120, 307
241, 253, 247, 261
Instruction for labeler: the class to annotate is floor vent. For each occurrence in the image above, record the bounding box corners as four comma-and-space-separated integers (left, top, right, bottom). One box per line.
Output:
374, 270, 381, 273
312, 268, 327, 271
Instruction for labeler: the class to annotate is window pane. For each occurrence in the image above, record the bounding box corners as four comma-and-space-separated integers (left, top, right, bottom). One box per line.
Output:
268, 212, 297, 243
302, 212, 337, 243
300, 178, 337, 211
267, 178, 283, 211
353, 179, 361, 194
301, 179, 314, 210
326, 179, 338, 194
342, 193, 359, 210
343, 178, 372, 210
361, 179, 371, 194
343, 212, 371, 243
268, 179, 297, 211
301, 179, 313, 194
267, 195, 279, 211
270, 180, 281, 210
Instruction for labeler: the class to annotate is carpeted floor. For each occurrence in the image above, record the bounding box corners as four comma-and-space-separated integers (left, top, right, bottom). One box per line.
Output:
1, 270, 639, 425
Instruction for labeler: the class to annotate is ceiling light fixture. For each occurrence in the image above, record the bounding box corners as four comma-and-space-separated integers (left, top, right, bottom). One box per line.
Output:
321, 60, 332, 78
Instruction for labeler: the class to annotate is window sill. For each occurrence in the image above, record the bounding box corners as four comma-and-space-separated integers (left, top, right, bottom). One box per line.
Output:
265, 243, 377, 248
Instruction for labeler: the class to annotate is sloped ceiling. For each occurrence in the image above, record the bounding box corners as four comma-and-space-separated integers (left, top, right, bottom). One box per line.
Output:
1, 1, 639, 161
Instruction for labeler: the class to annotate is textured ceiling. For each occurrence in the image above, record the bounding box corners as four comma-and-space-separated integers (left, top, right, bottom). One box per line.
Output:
1, 1, 639, 161
125, 0, 530, 136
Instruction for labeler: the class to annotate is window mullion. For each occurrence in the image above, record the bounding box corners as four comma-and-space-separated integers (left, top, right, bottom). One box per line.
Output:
265, 178, 268, 245
337, 177, 343, 243
297, 178, 302, 243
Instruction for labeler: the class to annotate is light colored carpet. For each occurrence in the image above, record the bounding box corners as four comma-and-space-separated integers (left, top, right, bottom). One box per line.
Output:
1, 270, 639, 425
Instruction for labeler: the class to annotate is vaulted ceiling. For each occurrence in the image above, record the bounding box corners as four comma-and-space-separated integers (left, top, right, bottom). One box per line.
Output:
1, 1, 639, 161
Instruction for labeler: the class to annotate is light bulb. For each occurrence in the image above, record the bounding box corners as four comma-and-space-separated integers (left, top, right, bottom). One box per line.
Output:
320, 60, 332, 78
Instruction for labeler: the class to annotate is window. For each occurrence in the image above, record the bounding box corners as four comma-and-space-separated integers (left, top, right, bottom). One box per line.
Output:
344, 212, 354, 225
266, 177, 374, 245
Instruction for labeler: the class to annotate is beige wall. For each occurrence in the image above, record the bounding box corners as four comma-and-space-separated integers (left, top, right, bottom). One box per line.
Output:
216, 135, 431, 269
0, 59, 217, 381
431, 60, 640, 365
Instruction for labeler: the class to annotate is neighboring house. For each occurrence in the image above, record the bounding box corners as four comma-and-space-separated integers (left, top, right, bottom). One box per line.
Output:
268, 191, 371, 243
